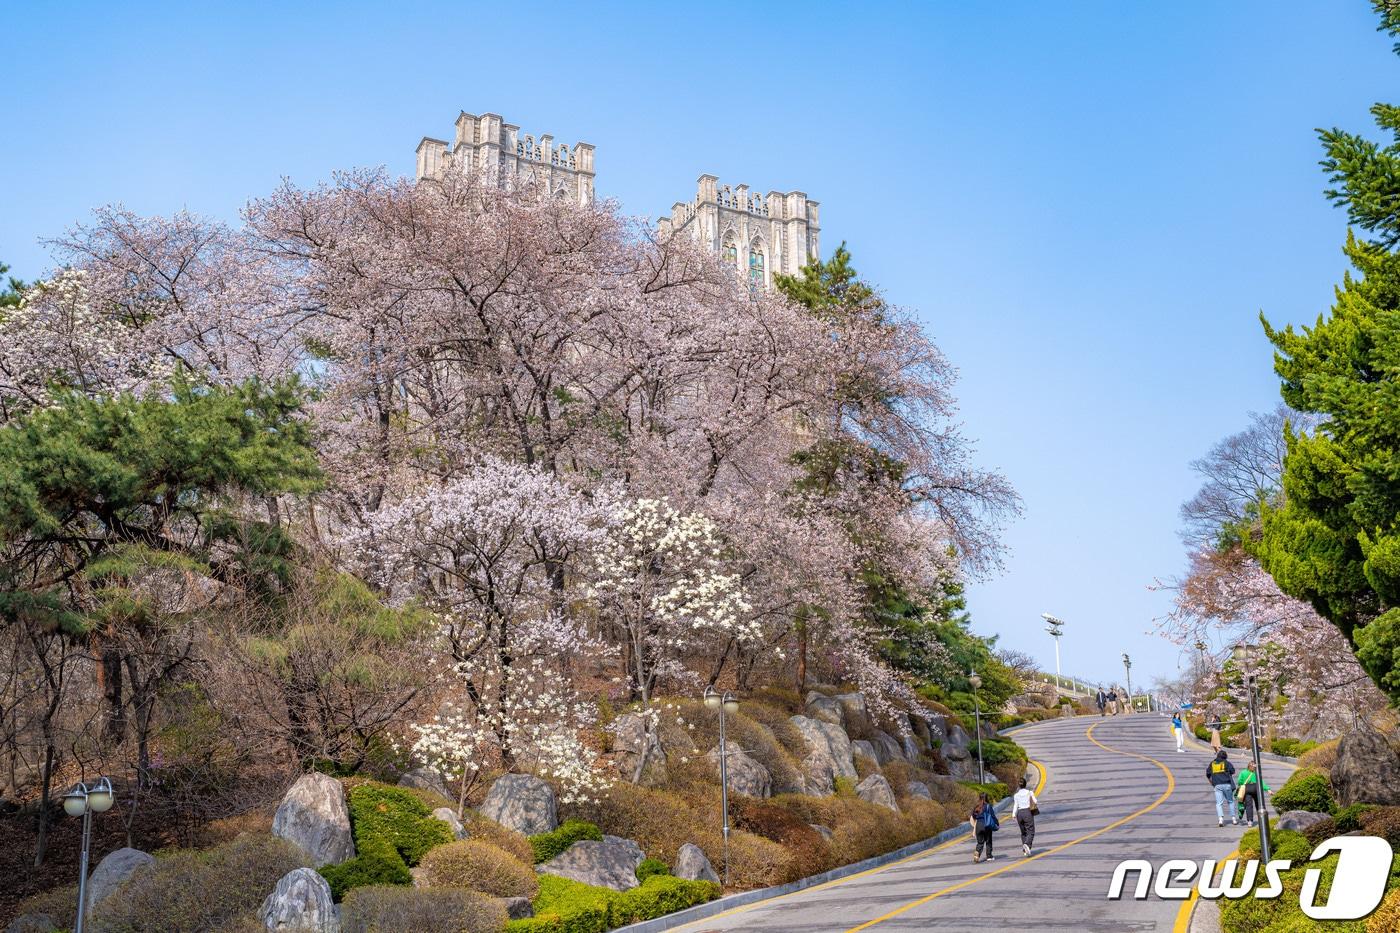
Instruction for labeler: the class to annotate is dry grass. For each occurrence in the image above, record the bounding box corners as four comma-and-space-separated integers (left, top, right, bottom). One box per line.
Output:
418, 839, 539, 898
1297, 739, 1340, 773
462, 812, 534, 865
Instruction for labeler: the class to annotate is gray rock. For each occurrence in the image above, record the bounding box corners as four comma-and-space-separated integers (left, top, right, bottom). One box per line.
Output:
613, 712, 669, 787
504, 896, 534, 920
869, 730, 905, 765
855, 774, 900, 812
707, 741, 772, 798
273, 773, 355, 867
86, 846, 155, 911
398, 767, 451, 801
259, 867, 340, 932
905, 780, 933, 800
850, 739, 879, 765
481, 773, 558, 836
537, 835, 645, 891
1275, 810, 1332, 833
1331, 724, 1400, 807
673, 842, 720, 884
941, 740, 976, 781
833, 693, 871, 734
790, 715, 857, 795
431, 807, 467, 840
808, 823, 834, 841
945, 724, 972, 752
804, 692, 846, 728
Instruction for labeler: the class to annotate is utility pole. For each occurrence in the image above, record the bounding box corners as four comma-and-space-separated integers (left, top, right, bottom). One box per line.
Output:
1122, 653, 1133, 714
1043, 614, 1065, 687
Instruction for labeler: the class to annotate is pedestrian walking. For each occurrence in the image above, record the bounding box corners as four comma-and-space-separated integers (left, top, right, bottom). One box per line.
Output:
970, 792, 999, 863
1011, 776, 1039, 856
1106, 688, 1119, 716
1206, 749, 1237, 827
1171, 712, 1186, 753
1095, 686, 1108, 717
1208, 720, 1223, 752
1236, 762, 1270, 827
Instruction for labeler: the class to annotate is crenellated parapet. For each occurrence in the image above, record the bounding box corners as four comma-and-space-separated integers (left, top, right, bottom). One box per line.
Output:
416, 111, 595, 206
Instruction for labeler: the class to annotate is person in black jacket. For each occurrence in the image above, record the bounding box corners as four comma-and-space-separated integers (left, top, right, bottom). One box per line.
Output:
970, 792, 999, 863
1206, 749, 1237, 827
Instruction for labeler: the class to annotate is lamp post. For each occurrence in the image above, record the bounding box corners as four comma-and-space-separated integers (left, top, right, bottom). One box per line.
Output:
1121, 653, 1133, 715
704, 685, 739, 886
968, 671, 986, 785
1232, 643, 1271, 864
1042, 614, 1065, 687
62, 776, 114, 933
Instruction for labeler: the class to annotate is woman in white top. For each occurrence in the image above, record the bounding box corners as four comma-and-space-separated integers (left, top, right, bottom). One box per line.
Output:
1010, 776, 1038, 856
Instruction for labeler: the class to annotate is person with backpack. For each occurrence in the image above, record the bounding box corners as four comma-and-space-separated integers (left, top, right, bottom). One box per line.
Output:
970, 792, 999, 863
1171, 712, 1186, 753
1206, 749, 1237, 827
1236, 761, 1270, 827
1010, 776, 1039, 856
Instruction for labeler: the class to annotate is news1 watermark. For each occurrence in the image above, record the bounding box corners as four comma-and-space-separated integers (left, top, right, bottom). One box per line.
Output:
1107, 836, 1395, 921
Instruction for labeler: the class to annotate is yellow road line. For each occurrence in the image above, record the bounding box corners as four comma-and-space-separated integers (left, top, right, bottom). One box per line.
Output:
842, 721, 1177, 933
1172, 848, 1240, 933
668, 756, 1049, 931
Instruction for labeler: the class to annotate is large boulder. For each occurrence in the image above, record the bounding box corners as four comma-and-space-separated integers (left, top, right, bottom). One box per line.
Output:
856, 774, 900, 812
1276, 810, 1333, 833
431, 807, 467, 840
869, 730, 905, 765
941, 739, 976, 781
850, 740, 879, 766
86, 847, 154, 912
790, 715, 857, 795
612, 712, 669, 787
904, 780, 933, 801
273, 773, 355, 867
482, 773, 558, 835
537, 835, 645, 891
707, 741, 772, 798
398, 767, 451, 802
673, 842, 720, 884
1331, 724, 1400, 806
259, 867, 340, 932
911, 713, 947, 748
804, 692, 846, 728
833, 693, 871, 735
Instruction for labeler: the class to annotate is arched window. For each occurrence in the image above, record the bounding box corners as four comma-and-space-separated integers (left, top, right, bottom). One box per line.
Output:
723, 237, 738, 267
749, 245, 765, 285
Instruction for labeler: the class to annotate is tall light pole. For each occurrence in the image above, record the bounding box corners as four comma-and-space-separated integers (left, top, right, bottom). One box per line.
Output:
1122, 653, 1133, 714
704, 685, 739, 886
62, 776, 115, 933
1042, 614, 1065, 687
1232, 643, 1271, 864
968, 671, 986, 786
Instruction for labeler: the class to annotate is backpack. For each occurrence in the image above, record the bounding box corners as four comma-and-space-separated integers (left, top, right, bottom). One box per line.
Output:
975, 805, 999, 831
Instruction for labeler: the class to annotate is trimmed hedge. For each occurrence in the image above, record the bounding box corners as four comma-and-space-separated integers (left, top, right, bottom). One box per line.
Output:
977, 738, 1026, 767
319, 849, 412, 901
418, 839, 539, 899
1220, 848, 1400, 933
957, 780, 1009, 803
529, 819, 604, 864
504, 874, 721, 933
1334, 803, 1374, 833
341, 885, 507, 933
1271, 770, 1336, 815
319, 782, 454, 900
1269, 737, 1319, 759
636, 857, 669, 881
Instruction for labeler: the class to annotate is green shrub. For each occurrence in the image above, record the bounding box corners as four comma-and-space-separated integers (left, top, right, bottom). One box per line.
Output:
957, 780, 1009, 802
506, 875, 612, 933
529, 819, 603, 864
1269, 737, 1320, 759
1194, 725, 1211, 742
319, 849, 413, 901
978, 738, 1026, 767
348, 783, 454, 866
636, 857, 670, 881
1220, 849, 1400, 933
1334, 803, 1374, 833
341, 885, 507, 933
607, 875, 721, 926
1271, 770, 1336, 814
832, 775, 856, 797
88, 834, 311, 933
418, 839, 539, 898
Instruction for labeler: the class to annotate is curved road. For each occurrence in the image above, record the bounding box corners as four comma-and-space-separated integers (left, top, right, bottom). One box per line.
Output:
672, 713, 1294, 932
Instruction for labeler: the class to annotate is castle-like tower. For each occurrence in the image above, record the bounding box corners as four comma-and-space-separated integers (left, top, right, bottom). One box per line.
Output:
658, 175, 821, 290
415, 112, 595, 205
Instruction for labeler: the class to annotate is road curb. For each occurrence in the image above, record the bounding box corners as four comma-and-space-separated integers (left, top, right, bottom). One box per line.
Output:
611, 755, 1047, 933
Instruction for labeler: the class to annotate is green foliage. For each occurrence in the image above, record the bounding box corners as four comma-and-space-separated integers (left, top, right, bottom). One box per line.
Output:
977, 738, 1027, 767
1271, 771, 1336, 815
0, 260, 26, 309
529, 819, 604, 864
503, 873, 720, 933
1269, 738, 1319, 759
832, 775, 857, 797
958, 780, 1009, 802
1335, 803, 1374, 833
340, 885, 508, 933
320, 783, 453, 900
1219, 848, 1400, 933
89, 834, 311, 932
319, 850, 412, 902
418, 839, 539, 899
635, 857, 670, 882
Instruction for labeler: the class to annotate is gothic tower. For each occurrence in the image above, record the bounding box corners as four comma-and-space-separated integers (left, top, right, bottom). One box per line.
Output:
416, 112, 595, 205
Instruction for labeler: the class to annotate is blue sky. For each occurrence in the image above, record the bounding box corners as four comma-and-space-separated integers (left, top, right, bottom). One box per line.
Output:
2, 1, 1393, 689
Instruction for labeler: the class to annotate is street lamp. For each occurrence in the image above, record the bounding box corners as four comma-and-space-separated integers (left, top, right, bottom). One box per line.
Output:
62, 776, 114, 933
1042, 614, 1065, 687
1122, 653, 1133, 715
968, 671, 986, 785
704, 685, 739, 886
1232, 642, 1271, 864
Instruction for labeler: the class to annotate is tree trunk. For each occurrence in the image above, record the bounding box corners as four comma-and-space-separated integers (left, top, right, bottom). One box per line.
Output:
101, 647, 126, 745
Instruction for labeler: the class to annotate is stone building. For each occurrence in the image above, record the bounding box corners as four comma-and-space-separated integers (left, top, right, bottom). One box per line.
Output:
415, 111, 820, 289
657, 175, 821, 290
415, 111, 595, 205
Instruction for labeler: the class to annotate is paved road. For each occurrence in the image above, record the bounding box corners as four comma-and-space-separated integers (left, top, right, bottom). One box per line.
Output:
672, 714, 1294, 933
